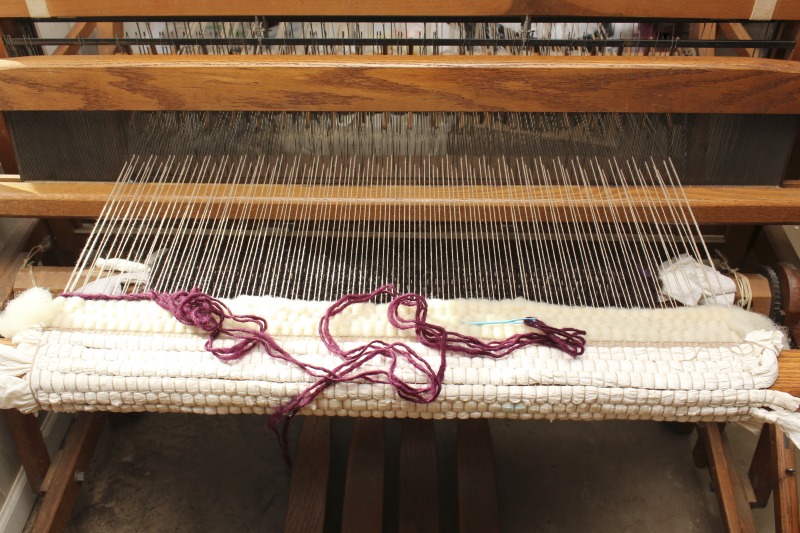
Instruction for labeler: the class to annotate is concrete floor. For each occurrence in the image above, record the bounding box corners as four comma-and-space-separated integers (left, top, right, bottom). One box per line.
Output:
51, 414, 798, 532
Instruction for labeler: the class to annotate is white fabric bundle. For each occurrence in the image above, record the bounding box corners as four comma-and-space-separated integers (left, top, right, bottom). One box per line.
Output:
0, 289, 798, 446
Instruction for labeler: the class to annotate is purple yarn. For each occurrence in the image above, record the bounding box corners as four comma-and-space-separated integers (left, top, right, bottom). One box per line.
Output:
62, 286, 586, 463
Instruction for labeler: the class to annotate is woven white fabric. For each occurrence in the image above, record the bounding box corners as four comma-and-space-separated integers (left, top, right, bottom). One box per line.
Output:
0, 291, 798, 445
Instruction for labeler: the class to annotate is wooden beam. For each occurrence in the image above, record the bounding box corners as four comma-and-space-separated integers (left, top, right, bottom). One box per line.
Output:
52, 22, 97, 56
341, 419, 385, 533
772, 350, 800, 397
689, 23, 717, 57
398, 419, 439, 533
749, 424, 778, 508
285, 416, 330, 533
457, 419, 500, 533
94, 22, 119, 56
2, 181, 800, 224
771, 426, 800, 533
0, 24, 18, 174
2, 56, 800, 114
29, 412, 106, 533
1, 0, 799, 20
2, 410, 50, 492
718, 23, 756, 58
0, 112, 17, 174
748, 424, 800, 533
696, 423, 759, 533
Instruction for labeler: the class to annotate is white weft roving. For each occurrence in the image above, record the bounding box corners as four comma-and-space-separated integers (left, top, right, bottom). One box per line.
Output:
0, 289, 799, 446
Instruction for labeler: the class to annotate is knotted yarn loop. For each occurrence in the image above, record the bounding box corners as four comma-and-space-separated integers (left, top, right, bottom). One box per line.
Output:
156, 289, 229, 334
385, 289, 587, 359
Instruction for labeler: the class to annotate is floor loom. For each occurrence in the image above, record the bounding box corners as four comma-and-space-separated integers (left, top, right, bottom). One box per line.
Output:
0, 3, 800, 532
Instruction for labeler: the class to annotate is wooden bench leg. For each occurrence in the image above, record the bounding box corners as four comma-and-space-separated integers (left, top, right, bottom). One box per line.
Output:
696, 423, 758, 533
285, 416, 330, 533
341, 418, 385, 533
31, 412, 106, 533
399, 418, 439, 533
2, 410, 51, 491
749, 424, 800, 533
457, 419, 500, 533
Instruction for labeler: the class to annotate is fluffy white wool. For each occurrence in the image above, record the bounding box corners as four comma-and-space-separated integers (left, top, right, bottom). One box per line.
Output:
0, 288, 59, 338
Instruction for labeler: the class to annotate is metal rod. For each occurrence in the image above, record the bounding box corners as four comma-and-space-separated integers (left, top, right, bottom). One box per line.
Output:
7, 37, 793, 50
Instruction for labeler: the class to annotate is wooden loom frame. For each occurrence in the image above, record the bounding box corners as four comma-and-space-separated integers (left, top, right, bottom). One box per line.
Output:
0, 4, 799, 532
1, 0, 800, 20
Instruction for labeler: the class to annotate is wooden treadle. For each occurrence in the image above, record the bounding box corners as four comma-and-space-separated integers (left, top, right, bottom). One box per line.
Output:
284, 416, 330, 533
695, 422, 800, 533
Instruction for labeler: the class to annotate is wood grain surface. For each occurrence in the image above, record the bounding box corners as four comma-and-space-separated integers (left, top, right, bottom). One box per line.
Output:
398, 419, 439, 533
1, 181, 800, 224
30, 412, 107, 533
773, 350, 800, 397
457, 419, 500, 533
341, 419, 385, 533
2, 55, 800, 113
770, 426, 800, 533
2, 410, 51, 492
1, 0, 797, 20
285, 416, 330, 533
747, 422, 800, 533
696, 423, 759, 533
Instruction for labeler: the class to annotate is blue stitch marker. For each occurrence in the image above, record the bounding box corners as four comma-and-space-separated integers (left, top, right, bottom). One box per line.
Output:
466, 317, 534, 326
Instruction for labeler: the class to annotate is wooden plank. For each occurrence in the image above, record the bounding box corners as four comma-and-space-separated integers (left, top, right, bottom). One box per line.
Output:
52, 22, 97, 56
776, 0, 800, 21
789, 23, 800, 62
697, 423, 758, 533
3, 181, 800, 224
30, 412, 106, 533
718, 23, 756, 58
94, 22, 118, 56
457, 419, 500, 533
341, 418, 385, 533
771, 426, 800, 533
747, 424, 800, 533
2, 56, 800, 114
0, 24, 18, 174
693, 434, 709, 468
398, 419, 439, 533
285, 416, 330, 533
14, 265, 73, 294
773, 351, 800, 397
1, 410, 50, 492
0, 112, 17, 174
4, 0, 799, 20
749, 424, 777, 508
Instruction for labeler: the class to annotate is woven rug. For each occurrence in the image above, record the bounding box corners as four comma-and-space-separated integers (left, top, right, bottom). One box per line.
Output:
1, 290, 798, 444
